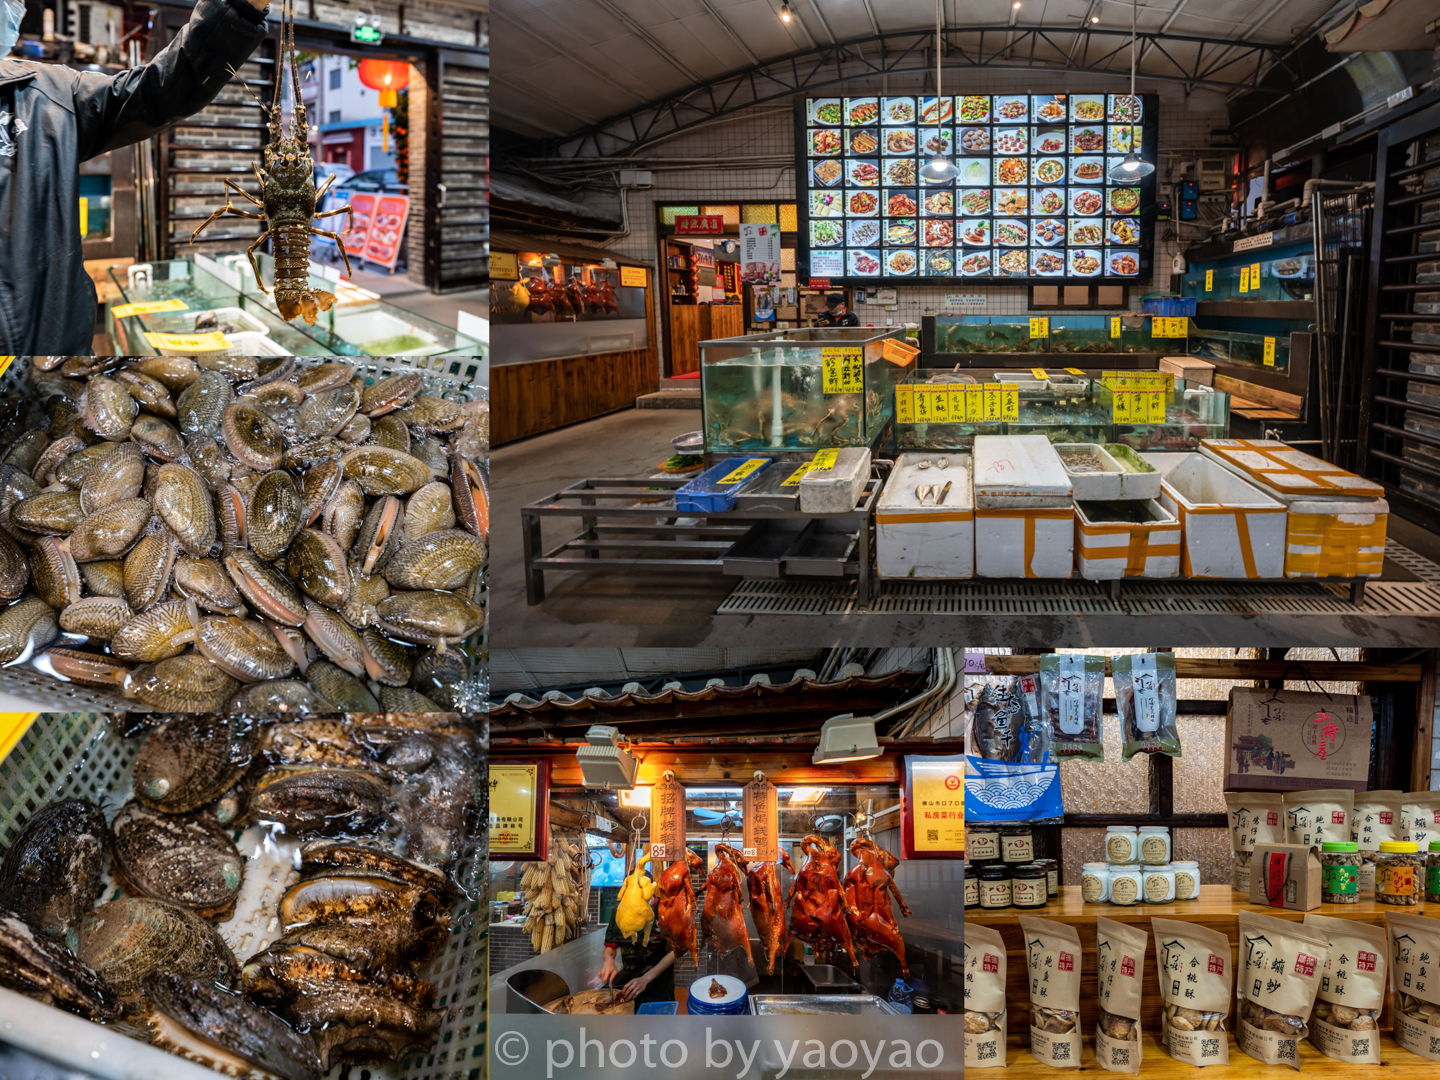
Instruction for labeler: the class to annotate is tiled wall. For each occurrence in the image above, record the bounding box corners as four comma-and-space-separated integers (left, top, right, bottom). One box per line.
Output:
571, 74, 1233, 375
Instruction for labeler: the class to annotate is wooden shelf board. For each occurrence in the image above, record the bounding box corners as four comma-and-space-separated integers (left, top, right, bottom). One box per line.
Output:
981, 657, 1424, 682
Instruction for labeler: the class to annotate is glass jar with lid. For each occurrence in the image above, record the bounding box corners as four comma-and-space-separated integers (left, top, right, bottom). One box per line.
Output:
1376, 840, 1422, 905
1106, 826, 1140, 865
1143, 864, 1176, 904
1033, 858, 1059, 897
968, 827, 1001, 862
979, 864, 1013, 909
1081, 862, 1110, 903
1012, 863, 1048, 908
1320, 841, 1360, 904
1139, 826, 1172, 865
1001, 825, 1035, 863
1108, 864, 1142, 906
965, 863, 980, 909
1171, 860, 1200, 900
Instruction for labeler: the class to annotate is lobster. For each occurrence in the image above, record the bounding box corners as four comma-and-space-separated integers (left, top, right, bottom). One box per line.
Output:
190, 0, 354, 324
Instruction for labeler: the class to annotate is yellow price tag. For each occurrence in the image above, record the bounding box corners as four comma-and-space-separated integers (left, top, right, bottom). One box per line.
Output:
1152, 317, 1188, 338
1263, 337, 1276, 367
142, 331, 231, 351
965, 386, 983, 422
1112, 377, 1132, 423
113, 298, 189, 319
943, 388, 965, 420
1250, 262, 1262, 288
896, 384, 914, 424
1029, 318, 1049, 339
1205, 269, 1214, 292
821, 346, 864, 394
1030, 367, 1048, 380
79, 197, 88, 238
1065, 367, 1084, 376
716, 458, 768, 485
809, 449, 838, 471
1239, 266, 1250, 293
1110, 317, 1121, 339
780, 463, 812, 487
1001, 387, 1018, 421
928, 386, 950, 423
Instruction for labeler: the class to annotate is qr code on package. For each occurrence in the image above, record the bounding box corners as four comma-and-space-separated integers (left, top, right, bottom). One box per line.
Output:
1430, 1036, 1440, 1056
978, 1044, 997, 1060
1279, 1041, 1296, 1061
1201, 1039, 1220, 1059
1351, 1039, 1371, 1056
1053, 1043, 1071, 1061
928, 830, 939, 842
1113, 1049, 1130, 1066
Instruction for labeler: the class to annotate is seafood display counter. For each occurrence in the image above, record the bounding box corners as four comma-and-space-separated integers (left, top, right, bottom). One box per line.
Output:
0, 711, 485, 1080
921, 314, 1177, 369
104, 257, 484, 359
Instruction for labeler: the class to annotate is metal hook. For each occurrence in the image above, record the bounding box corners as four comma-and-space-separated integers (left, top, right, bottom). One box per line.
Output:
630, 812, 649, 834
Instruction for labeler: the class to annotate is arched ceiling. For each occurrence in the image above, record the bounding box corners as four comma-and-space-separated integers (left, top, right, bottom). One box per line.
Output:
494, 0, 1347, 153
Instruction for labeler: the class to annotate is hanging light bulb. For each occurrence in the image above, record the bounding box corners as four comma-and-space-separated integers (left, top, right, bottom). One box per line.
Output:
779, 1, 792, 23
1108, 0, 1157, 182
920, 0, 958, 184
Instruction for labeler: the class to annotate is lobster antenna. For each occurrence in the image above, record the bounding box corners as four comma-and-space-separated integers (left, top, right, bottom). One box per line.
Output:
289, 0, 306, 139
228, 64, 268, 112
269, 0, 283, 139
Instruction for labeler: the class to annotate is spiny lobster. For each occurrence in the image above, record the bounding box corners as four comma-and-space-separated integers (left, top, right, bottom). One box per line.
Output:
190, 0, 354, 324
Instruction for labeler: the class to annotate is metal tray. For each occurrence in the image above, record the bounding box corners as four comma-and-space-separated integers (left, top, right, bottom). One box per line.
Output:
722, 520, 808, 577
750, 994, 899, 1016
783, 519, 858, 577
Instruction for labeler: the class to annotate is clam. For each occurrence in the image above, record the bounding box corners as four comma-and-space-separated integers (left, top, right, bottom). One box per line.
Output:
142, 975, 321, 1080
29, 537, 81, 611
339, 413, 371, 443
82, 375, 138, 440
215, 482, 247, 553
413, 648, 468, 709
198, 355, 257, 380
296, 384, 360, 440
248, 469, 302, 560
285, 437, 350, 470
12, 489, 84, 534
130, 414, 187, 461
451, 457, 489, 539
127, 653, 242, 714
226, 550, 307, 626
154, 462, 217, 555
40, 647, 132, 688
114, 369, 177, 419
0, 463, 40, 524
0, 530, 29, 599
172, 555, 246, 616
287, 528, 350, 609
77, 444, 145, 520
340, 564, 389, 629
395, 395, 466, 434
243, 380, 304, 416
77, 559, 125, 597
110, 801, 243, 918
379, 686, 444, 712
48, 439, 106, 487
221, 400, 285, 471
342, 446, 430, 496
132, 356, 200, 391
229, 679, 331, 715
124, 533, 178, 611
68, 497, 151, 561
404, 481, 454, 539
176, 371, 234, 438
59, 595, 132, 641
249, 767, 390, 835
409, 436, 449, 478
384, 529, 486, 591
359, 372, 423, 416
5, 430, 50, 472
361, 627, 412, 686
374, 591, 484, 647
298, 459, 342, 525
0, 800, 106, 945
196, 613, 297, 683
110, 600, 196, 662
350, 492, 401, 576
304, 659, 380, 712
303, 602, 366, 676
296, 362, 354, 395
0, 907, 121, 1021
76, 897, 238, 999
369, 413, 410, 453
186, 435, 231, 488
132, 714, 255, 813
324, 480, 366, 552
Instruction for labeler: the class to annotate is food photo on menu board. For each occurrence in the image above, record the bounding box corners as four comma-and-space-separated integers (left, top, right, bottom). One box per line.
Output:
798, 93, 1157, 283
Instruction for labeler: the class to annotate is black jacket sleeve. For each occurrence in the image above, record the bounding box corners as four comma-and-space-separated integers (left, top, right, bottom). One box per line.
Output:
71, 0, 268, 161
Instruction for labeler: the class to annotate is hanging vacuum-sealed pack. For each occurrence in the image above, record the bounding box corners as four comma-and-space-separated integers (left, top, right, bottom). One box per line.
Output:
1115, 651, 1181, 761
1039, 654, 1106, 762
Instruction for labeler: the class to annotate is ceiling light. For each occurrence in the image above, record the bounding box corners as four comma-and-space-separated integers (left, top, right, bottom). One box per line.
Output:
1107, 0, 1157, 184
918, 0, 958, 185
812, 714, 883, 764
618, 786, 651, 808
1012, 1, 1021, 8
788, 787, 829, 804
577, 725, 639, 789
1090, 14, 1100, 22
779, 1, 792, 23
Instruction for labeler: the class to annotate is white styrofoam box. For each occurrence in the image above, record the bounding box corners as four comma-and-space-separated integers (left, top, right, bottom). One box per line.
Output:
1100, 443, 1163, 501
975, 504, 1073, 578
972, 434, 1072, 508
1054, 442, 1131, 502
798, 447, 872, 514
1155, 454, 1287, 579
1075, 499, 1181, 580
875, 453, 974, 580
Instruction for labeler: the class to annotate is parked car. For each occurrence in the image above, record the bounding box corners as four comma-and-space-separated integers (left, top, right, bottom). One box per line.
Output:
313, 162, 355, 187
343, 168, 408, 193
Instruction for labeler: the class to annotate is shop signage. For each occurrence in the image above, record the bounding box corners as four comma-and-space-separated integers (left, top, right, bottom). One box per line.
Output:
489, 761, 549, 861
903, 753, 966, 858
742, 774, 779, 862
1264, 336, 1277, 366
650, 774, 687, 862
675, 214, 724, 236
809, 277, 831, 288
340, 193, 409, 271
112, 298, 188, 319
492, 252, 519, 280
1234, 231, 1275, 253
896, 384, 1019, 423
1105, 372, 1170, 424
821, 345, 864, 394
620, 265, 647, 288
943, 292, 985, 308
740, 223, 782, 284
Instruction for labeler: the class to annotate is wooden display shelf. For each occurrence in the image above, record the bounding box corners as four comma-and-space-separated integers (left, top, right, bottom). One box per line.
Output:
989, 1029, 1436, 1076
969, 886, 1436, 1038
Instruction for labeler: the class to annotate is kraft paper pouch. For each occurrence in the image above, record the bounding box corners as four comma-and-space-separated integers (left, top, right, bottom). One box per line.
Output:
1020, 915, 1083, 1068
1352, 790, 1402, 851
1387, 911, 1440, 1062
1283, 788, 1353, 848
1115, 651, 1180, 761
1235, 911, 1329, 1069
1039, 654, 1105, 762
1401, 791, 1440, 851
1095, 917, 1146, 1074
1153, 917, 1231, 1067
965, 924, 1008, 1068
1227, 791, 1284, 894
1303, 913, 1385, 1064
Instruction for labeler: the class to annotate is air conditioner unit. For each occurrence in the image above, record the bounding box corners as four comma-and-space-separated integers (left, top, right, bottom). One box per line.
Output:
67, 2, 123, 46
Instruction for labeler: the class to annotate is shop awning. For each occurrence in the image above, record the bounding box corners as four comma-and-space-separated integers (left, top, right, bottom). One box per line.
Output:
491, 176, 625, 235
491, 229, 648, 269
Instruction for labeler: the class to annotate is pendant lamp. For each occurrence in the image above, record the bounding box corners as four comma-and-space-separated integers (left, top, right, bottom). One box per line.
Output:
1108, 0, 1156, 182
920, 0, 958, 183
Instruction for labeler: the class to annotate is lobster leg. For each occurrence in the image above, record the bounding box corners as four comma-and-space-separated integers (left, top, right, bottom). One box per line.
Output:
245, 230, 272, 294
224, 176, 264, 208
310, 227, 353, 278
190, 200, 262, 243
314, 171, 337, 201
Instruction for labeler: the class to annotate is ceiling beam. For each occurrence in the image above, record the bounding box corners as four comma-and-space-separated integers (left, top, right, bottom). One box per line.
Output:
697, 0, 761, 65
492, 6, 655, 104
587, 0, 705, 85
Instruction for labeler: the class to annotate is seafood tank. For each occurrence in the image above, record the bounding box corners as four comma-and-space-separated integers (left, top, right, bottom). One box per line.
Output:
0, 356, 487, 713
929, 313, 1189, 358
700, 328, 913, 454
932, 316, 1043, 354
894, 370, 1113, 449
1187, 326, 1292, 372
0, 711, 485, 1080
1111, 379, 1230, 451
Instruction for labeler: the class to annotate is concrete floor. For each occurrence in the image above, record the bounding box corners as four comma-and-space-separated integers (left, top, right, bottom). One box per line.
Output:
492, 409, 1440, 648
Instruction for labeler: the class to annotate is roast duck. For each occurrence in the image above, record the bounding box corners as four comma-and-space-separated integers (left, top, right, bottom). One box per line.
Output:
743, 848, 793, 975
703, 845, 755, 968
788, 834, 861, 968
651, 850, 703, 965
844, 838, 912, 976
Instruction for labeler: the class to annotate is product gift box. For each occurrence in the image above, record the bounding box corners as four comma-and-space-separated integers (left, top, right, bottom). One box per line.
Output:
1248, 843, 1322, 911
1224, 687, 1373, 792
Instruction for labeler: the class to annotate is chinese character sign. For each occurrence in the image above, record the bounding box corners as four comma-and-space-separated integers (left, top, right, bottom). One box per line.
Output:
651, 774, 688, 864
904, 753, 966, 858
488, 762, 548, 860
740, 223, 782, 284
742, 775, 779, 862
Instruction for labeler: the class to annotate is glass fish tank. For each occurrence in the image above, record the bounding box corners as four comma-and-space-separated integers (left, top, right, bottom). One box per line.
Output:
1118, 314, 1186, 353
892, 370, 1113, 449
1112, 380, 1230, 451
1188, 327, 1290, 372
933, 315, 1046, 354
1048, 315, 1124, 355
699, 327, 913, 453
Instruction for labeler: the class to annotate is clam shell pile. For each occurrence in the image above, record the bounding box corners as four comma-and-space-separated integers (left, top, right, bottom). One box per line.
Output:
0, 356, 489, 712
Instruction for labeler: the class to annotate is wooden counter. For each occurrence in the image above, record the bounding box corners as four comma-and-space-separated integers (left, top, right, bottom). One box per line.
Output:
969, 886, 1436, 1038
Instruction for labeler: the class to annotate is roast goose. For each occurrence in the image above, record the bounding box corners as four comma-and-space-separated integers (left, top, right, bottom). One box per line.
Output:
702, 845, 754, 968
787, 835, 860, 968
745, 848, 793, 975
844, 838, 911, 976
651, 850, 702, 966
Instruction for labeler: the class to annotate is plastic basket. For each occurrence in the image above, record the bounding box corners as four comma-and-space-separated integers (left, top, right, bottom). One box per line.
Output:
674, 457, 774, 513
0, 711, 489, 1080
1, 357, 488, 710
1141, 296, 1197, 317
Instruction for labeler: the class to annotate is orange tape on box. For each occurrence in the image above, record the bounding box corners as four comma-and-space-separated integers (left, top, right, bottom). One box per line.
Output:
875, 511, 974, 525
979, 508, 1072, 579
1176, 503, 1283, 579
1285, 513, 1387, 577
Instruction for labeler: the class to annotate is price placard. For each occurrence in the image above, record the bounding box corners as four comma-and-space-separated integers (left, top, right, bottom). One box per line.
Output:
651, 775, 687, 864
1065, 368, 1084, 376
620, 265, 647, 288
809, 448, 838, 471
1263, 337, 1276, 367
1152, 316, 1188, 338
1205, 269, 1214, 292
1239, 266, 1250, 293
742, 775, 779, 863
821, 346, 864, 393
1110, 317, 1121, 338
1029, 318, 1049, 339
1250, 262, 1262, 288
926, 385, 950, 423
1110, 373, 1169, 423
112, 298, 189, 319
142, 331, 230, 352
895, 384, 914, 423
716, 458, 768, 485
964, 385, 983, 422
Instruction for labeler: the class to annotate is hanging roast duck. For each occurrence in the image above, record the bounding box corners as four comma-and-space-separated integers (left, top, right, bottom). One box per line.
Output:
703, 845, 754, 968
844, 838, 911, 976
788, 835, 860, 968
650, 850, 703, 966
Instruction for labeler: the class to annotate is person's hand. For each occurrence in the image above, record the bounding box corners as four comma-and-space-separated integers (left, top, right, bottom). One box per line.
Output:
619, 974, 651, 1001
596, 955, 619, 988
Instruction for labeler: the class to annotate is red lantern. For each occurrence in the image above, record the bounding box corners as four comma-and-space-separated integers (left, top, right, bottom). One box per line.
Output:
356, 59, 411, 108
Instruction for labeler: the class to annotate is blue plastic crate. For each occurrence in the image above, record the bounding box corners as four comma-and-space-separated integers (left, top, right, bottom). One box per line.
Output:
674, 456, 774, 513
637, 1001, 679, 1015
1141, 296, 1197, 317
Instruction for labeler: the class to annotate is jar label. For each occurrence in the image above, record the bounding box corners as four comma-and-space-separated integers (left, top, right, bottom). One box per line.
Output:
981, 881, 1012, 906
1323, 864, 1358, 895
1377, 866, 1415, 895
1107, 835, 1133, 862
1429, 865, 1440, 898
1003, 836, 1034, 861
1359, 863, 1375, 893
1175, 871, 1196, 898
1047, 870, 1058, 894
1144, 874, 1172, 902
1013, 880, 1043, 906
1141, 835, 1169, 864
970, 833, 1000, 860
965, 878, 979, 905
1081, 874, 1105, 903
1111, 876, 1139, 905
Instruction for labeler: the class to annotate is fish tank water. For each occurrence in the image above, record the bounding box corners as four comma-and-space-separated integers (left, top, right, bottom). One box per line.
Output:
933, 316, 1044, 354
1048, 316, 1124, 356
1111, 379, 1230, 451
893, 370, 1114, 450
700, 327, 912, 453
1188, 327, 1291, 372
1182, 249, 1315, 304
929, 314, 1187, 356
